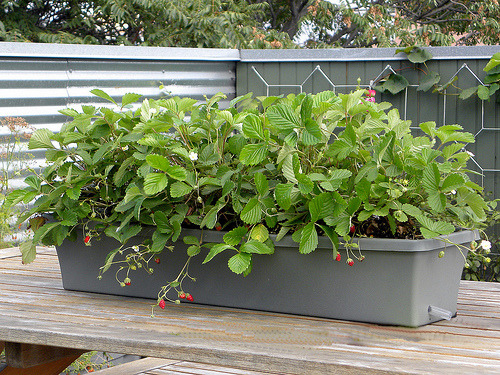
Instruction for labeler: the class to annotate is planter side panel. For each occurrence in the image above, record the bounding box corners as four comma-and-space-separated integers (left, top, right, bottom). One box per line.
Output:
56, 230, 472, 327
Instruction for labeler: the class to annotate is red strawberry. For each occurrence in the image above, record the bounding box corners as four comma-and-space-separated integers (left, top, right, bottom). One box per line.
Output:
84, 235, 90, 243
186, 294, 193, 302
215, 225, 222, 231
349, 225, 355, 234
159, 299, 166, 309
179, 292, 186, 299
335, 253, 341, 262
347, 258, 354, 267
154, 257, 160, 264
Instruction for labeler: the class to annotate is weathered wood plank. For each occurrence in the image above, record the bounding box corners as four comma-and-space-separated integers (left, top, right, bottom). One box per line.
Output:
0, 250, 499, 375
0, 247, 55, 260
3, 342, 83, 368
144, 361, 291, 375
93, 358, 181, 374
0, 355, 81, 375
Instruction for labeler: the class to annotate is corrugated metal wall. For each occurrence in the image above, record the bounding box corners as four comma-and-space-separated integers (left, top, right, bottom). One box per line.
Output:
237, 46, 500, 201
0, 43, 238, 188
1, 43, 499, 202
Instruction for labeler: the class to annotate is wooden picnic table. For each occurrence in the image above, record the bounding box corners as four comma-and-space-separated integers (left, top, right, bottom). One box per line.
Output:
0, 247, 499, 375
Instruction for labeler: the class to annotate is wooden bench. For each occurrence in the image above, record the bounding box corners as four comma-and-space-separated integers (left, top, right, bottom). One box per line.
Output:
0, 247, 499, 375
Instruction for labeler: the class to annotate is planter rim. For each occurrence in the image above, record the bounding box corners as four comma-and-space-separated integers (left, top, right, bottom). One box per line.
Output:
186, 228, 478, 252
58, 222, 478, 253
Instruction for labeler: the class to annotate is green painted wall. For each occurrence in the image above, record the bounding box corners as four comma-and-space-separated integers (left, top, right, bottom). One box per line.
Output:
237, 47, 500, 202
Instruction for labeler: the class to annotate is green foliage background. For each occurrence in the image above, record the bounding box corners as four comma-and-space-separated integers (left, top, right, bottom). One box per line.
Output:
2, 1, 500, 48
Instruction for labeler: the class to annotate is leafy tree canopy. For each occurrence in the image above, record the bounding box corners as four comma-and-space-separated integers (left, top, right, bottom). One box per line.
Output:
1, 0, 500, 48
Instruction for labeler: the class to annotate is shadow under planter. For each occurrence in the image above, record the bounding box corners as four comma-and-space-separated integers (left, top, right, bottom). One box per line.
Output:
55, 228, 477, 327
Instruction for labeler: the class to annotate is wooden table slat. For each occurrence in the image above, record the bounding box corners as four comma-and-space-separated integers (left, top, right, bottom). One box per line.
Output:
1, 248, 499, 375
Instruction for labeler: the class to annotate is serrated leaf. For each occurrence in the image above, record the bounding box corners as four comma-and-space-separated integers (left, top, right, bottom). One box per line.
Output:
281, 153, 297, 184
92, 142, 112, 164
433, 221, 455, 235
144, 173, 168, 195
187, 245, 201, 256
275, 183, 293, 210
165, 165, 187, 181
228, 253, 252, 274
91, 88, 117, 105
347, 197, 362, 216
146, 154, 171, 172
240, 240, 274, 254
151, 231, 169, 253
296, 174, 314, 195
217, 110, 234, 125
402, 203, 423, 218
355, 178, 371, 202
121, 93, 142, 107
32, 222, 59, 244
20, 240, 37, 264
309, 193, 329, 222
302, 119, 322, 145
441, 174, 465, 192
113, 157, 135, 187
250, 224, 269, 242
223, 226, 248, 246
463, 192, 487, 220
170, 181, 192, 198
300, 94, 313, 121
317, 224, 339, 252
240, 198, 262, 224
59, 108, 80, 117
29, 129, 55, 149
422, 163, 440, 192
275, 226, 291, 242
200, 205, 220, 229
266, 104, 300, 130
427, 191, 446, 212
254, 172, 269, 196
334, 215, 351, 236
420, 227, 439, 239
239, 143, 268, 165
183, 236, 200, 245
394, 210, 408, 222
203, 244, 235, 264
299, 222, 318, 254
242, 114, 265, 140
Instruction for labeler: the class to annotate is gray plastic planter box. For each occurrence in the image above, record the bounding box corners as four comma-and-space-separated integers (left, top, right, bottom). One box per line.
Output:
55, 229, 476, 327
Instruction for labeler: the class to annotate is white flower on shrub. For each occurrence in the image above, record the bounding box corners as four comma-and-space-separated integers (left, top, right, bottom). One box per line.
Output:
480, 240, 492, 251
189, 152, 198, 161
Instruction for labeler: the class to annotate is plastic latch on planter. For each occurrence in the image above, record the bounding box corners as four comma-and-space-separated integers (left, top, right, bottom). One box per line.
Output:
428, 305, 453, 320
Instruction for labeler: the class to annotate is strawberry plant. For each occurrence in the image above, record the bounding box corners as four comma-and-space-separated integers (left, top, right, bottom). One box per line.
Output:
5, 88, 494, 307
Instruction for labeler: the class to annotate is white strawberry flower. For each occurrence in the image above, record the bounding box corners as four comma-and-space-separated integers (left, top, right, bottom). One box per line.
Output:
189, 152, 198, 161
480, 240, 492, 251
